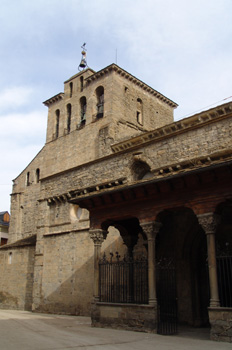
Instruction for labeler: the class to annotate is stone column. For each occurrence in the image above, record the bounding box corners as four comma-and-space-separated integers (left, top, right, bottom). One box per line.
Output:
89, 229, 107, 302
141, 221, 162, 306
197, 213, 220, 307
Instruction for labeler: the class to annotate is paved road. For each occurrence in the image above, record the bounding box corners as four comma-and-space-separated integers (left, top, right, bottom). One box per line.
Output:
0, 310, 231, 350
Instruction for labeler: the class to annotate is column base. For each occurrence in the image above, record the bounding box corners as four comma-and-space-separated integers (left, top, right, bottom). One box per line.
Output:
210, 299, 220, 307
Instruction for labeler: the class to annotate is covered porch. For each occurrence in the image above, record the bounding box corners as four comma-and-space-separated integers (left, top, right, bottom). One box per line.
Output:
69, 160, 232, 341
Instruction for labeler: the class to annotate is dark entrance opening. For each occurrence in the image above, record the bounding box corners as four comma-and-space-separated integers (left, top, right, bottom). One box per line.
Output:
156, 208, 209, 335
216, 200, 232, 308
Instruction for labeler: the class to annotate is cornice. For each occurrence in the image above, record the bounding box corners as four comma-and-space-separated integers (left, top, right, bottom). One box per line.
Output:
85, 63, 178, 108
43, 93, 64, 107
111, 101, 232, 153
42, 148, 232, 205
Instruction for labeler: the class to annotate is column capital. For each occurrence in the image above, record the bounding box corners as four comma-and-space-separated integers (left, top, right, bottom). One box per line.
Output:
89, 229, 107, 244
141, 221, 162, 240
197, 213, 220, 235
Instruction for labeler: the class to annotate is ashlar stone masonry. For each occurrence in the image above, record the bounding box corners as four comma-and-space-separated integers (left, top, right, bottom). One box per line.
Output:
0, 62, 231, 342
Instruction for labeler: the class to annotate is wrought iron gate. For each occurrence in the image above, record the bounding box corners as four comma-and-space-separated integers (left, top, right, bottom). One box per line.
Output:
217, 256, 232, 307
99, 252, 148, 304
156, 258, 178, 335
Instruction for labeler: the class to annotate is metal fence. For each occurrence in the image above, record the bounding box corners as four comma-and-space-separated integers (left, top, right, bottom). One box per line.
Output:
156, 258, 178, 335
217, 256, 232, 307
99, 252, 148, 304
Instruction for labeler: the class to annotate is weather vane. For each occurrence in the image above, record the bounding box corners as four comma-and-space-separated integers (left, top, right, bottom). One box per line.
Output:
78, 43, 88, 71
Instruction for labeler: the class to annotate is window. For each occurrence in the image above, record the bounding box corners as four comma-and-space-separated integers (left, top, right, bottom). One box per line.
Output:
67, 104, 72, 133
136, 98, 143, 125
26, 172, 30, 186
69, 82, 73, 97
80, 76, 84, 92
8, 252, 12, 264
80, 96, 87, 125
55, 109, 60, 138
36, 168, 40, 183
96, 86, 104, 118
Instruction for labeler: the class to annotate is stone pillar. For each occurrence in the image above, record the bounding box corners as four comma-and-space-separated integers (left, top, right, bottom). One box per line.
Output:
197, 213, 220, 308
89, 229, 107, 302
141, 221, 162, 306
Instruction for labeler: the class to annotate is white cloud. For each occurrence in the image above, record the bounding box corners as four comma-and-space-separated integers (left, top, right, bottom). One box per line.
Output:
0, 0, 232, 212
0, 86, 33, 111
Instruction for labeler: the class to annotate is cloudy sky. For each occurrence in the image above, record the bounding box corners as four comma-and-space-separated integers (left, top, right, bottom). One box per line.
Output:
0, 0, 232, 212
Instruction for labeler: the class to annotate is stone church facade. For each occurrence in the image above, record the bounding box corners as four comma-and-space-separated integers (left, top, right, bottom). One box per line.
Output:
0, 63, 231, 342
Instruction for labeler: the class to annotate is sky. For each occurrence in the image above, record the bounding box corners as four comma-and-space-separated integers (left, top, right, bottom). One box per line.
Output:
0, 0, 232, 213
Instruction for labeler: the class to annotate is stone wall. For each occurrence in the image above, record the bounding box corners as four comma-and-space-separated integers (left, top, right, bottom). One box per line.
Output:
32, 230, 94, 315
209, 308, 232, 343
0, 245, 35, 310
92, 303, 157, 332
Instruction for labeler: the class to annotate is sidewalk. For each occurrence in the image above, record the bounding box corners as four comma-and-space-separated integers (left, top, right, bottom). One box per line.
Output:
0, 310, 230, 350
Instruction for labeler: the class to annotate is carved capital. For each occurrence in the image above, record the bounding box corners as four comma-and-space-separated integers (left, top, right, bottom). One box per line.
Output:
141, 221, 162, 240
197, 213, 220, 235
89, 229, 107, 245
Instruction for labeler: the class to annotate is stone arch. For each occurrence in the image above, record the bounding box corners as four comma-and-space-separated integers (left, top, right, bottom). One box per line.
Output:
155, 206, 209, 327
101, 217, 146, 257
131, 159, 152, 181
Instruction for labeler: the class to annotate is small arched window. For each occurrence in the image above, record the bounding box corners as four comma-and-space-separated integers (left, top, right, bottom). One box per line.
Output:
80, 96, 87, 125
69, 82, 73, 97
80, 76, 84, 92
67, 104, 72, 134
55, 109, 60, 138
96, 86, 104, 118
26, 172, 30, 186
136, 98, 143, 125
36, 168, 40, 183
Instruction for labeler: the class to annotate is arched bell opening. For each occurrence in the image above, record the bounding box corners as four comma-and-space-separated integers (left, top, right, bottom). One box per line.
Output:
156, 207, 209, 333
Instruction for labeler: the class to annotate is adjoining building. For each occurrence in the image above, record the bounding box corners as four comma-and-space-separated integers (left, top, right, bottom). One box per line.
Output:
0, 211, 9, 246
0, 56, 231, 342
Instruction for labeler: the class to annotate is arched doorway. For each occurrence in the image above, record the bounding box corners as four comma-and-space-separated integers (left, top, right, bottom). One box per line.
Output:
156, 207, 209, 334
215, 200, 232, 308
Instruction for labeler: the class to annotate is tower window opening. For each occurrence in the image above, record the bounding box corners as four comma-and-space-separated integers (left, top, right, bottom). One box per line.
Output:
55, 109, 60, 138
80, 76, 84, 92
96, 86, 104, 118
80, 96, 87, 126
36, 168, 40, 183
69, 82, 73, 97
67, 104, 72, 133
26, 172, 30, 186
137, 98, 143, 125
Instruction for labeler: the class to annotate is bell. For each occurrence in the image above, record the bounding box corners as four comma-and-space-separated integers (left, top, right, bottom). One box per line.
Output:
79, 59, 87, 69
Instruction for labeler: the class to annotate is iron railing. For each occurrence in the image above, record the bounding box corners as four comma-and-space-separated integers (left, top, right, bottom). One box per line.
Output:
217, 256, 232, 307
99, 252, 148, 304
156, 258, 178, 335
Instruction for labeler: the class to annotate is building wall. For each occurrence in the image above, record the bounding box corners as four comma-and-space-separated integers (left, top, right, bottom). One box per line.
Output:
32, 230, 94, 315
9, 106, 232, 247
0, 246, 35, 310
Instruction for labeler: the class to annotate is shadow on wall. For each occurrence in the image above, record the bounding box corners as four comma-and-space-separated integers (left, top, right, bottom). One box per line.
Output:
34, 227, 147, 316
